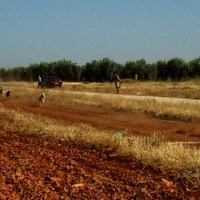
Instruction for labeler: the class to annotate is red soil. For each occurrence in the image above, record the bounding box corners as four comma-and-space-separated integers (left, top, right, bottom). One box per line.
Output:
0, 98, 200, 199
2, 98, 200, 142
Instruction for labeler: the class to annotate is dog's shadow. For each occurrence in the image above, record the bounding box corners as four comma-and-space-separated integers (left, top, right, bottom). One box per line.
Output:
30, 103, 40, 108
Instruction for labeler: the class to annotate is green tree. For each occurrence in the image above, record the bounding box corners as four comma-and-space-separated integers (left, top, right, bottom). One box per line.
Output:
189, 57, 200, 79
156, 60, 168, 80
167, 58, 185, 81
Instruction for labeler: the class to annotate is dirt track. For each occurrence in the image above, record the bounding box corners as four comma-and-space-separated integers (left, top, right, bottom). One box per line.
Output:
1, 95, 200, 199
1, 96, 200, 143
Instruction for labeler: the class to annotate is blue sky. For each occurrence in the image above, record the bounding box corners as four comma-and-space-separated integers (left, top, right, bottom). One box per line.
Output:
1, 0, 200, 67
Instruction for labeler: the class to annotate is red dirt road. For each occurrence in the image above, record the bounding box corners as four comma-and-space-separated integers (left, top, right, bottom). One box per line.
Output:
1, 98, 200, 142
1, 98, 200, 199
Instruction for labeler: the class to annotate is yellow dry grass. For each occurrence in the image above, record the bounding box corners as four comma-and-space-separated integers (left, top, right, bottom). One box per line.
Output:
63, 80, 200, 99
2, 80, 200, 98
1, 80, 200, 184
1, 81, 200, 121
0, 104, 199, 184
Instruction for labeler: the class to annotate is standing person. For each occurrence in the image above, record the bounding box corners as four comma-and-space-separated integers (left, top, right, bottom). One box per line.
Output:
113, 71, 121, 94
38, 75, 42, 88
135, 74, 138, 81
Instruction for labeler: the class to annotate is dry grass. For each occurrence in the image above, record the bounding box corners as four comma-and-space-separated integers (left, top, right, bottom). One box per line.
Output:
1, 81, 200, 185
1, 81, 200, 121
2, 80, 200, 98
63, 80, 200, 99
0, 104, 200, 184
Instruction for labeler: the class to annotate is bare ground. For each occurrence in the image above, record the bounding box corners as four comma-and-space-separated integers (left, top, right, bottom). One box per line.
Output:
0, 97, 200, 199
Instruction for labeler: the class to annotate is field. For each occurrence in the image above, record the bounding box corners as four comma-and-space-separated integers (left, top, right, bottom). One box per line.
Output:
0, 81, 200, 199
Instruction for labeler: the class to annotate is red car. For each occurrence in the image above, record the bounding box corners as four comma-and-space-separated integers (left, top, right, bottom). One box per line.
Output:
41, 76, 63, 88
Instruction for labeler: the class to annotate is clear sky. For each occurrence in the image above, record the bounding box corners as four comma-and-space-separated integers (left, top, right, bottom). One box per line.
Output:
1, 0, 200, 67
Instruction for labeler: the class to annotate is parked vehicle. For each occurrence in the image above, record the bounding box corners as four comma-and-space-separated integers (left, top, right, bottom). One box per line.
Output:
41, 76, 63, 88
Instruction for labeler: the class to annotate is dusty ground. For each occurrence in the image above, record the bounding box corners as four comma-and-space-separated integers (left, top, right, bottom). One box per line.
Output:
1, 97, 200, 199
2, 98, 200, 143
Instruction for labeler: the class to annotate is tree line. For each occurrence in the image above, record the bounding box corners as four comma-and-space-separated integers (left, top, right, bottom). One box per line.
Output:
0, 57, 200, 82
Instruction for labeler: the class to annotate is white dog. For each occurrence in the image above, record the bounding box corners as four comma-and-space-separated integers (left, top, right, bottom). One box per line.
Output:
39, 93, 45, 105
0, 88, 4, 96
